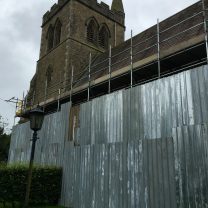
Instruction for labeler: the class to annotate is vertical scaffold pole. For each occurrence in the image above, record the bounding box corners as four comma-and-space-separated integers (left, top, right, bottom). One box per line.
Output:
70, 66, 74, 102
57, 88, 61, 112
157, 19, 161, 78
130, 30, 133, 88
114, 23, 117, 47
25, 91, 28, 111
22, 91, 25, 113
88, 53, 92, 101
43, 79, 47, 110
108, 45, 112, 94
202, 0, 208, 63
13, 98, 18, 126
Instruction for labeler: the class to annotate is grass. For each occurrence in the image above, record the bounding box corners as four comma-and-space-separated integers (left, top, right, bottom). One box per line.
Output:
0, 202, 65, 208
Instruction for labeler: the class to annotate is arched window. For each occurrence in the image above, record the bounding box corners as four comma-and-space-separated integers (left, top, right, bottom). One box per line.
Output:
54, 19, 62, 46
86, 17, 98, 44
98, 24, 110, 49
47, 25, 54, 51
46, 66, 53, 85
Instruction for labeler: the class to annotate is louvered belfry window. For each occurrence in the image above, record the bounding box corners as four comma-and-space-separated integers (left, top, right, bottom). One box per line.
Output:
99, 26, 109, 49
87, 20, 97, 44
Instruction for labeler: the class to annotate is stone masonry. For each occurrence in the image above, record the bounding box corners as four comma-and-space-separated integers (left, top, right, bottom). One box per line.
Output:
28, 0, 125, 104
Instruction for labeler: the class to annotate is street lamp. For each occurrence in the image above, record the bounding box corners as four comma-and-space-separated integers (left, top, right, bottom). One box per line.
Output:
24, 105, 44, 208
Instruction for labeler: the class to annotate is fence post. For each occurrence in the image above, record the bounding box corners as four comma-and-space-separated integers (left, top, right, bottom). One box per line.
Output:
157, 19, 161, 78
202, 0, 208, 63
108, 45, 112, 93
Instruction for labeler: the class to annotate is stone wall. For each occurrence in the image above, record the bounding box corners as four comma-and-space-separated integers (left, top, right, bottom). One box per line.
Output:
30, 0, 125, 105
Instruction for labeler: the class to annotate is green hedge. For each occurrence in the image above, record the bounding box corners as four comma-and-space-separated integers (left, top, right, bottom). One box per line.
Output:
0, 165, 62, 206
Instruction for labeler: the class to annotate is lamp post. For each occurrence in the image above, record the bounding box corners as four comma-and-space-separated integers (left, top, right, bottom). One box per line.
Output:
24, 105, 44, 208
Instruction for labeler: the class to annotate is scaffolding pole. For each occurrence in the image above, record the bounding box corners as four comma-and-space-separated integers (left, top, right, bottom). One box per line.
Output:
202, 0, 208, 63
70, 66, 74, 102
88, 53, 92, 101
43, 79, 48, 110
14, 98, 18, 126
57, 88, 61, 112
21, 91, 24, 113
130, 30, 133, 88
24, 91, 28, 111
108, 45, 112, 93
157, 19, 161, 78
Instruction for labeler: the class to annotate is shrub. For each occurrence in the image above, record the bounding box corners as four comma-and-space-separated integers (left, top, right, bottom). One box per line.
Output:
0, 164, 62, 206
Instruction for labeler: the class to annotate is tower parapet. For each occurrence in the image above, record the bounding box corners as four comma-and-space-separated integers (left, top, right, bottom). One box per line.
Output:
42, 0, 125, 27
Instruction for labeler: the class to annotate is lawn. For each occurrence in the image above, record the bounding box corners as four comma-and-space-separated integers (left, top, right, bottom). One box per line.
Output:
0, 203, 65, 208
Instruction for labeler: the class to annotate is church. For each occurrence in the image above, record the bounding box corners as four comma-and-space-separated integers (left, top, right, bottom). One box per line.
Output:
9, 0, 208, 207
27, 0, 125, 108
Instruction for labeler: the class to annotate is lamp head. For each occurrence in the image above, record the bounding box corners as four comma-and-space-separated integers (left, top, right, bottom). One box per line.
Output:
29, 105, 45, 131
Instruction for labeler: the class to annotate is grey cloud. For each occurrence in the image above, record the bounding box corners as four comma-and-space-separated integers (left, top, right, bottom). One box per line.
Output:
0, 0, 56, 129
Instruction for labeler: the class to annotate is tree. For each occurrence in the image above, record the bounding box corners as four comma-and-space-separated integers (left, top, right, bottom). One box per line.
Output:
0, 125, 3, 135
0, 115, 11, 162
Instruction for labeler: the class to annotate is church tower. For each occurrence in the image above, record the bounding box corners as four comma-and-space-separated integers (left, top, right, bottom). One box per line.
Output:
28, 0, 125, 105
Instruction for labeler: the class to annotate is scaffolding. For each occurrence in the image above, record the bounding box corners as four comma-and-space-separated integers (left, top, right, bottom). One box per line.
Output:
17, 0, 208, 117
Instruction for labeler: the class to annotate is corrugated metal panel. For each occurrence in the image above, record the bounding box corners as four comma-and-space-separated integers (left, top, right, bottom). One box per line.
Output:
77, 65, 208, 145
79, 92, 123, 145
172, 124, 208, 207
60, 138, 177, 208
8, 65, 208, 207
8, 102, 71, 166
60, 124, 208, 208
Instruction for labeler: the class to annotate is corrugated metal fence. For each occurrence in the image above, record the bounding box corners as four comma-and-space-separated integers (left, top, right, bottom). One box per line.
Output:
61, 125, 208, 208
9, 65, 208, 207
61, 138, 177, 208
77, 65, 208, 145
9, 103, 70, 166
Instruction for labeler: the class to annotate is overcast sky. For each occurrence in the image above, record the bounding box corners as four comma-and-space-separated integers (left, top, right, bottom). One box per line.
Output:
0, 0, 198, 132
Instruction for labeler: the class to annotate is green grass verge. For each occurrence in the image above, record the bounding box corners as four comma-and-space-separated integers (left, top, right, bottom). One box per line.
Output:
0, 202, 65, 208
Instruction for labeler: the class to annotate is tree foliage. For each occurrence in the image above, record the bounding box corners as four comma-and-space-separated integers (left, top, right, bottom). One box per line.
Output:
0, 115, 11, 162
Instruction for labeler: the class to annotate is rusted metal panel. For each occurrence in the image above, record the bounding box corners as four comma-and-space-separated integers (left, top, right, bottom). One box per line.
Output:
68, 105, 80, 142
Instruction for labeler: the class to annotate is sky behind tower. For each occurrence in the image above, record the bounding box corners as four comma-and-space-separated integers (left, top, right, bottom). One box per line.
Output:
0, 0, 198, 132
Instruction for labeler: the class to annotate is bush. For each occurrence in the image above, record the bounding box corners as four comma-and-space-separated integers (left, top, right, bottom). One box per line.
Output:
0, 165, 62, 206
0, 132, 11, 163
